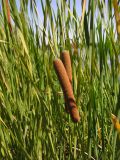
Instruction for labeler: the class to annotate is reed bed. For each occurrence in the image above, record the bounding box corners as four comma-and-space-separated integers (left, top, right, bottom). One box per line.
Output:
0, 0, 120, 159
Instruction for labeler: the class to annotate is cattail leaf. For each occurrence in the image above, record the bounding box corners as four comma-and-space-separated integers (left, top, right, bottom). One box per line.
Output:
84, 12, 90, 47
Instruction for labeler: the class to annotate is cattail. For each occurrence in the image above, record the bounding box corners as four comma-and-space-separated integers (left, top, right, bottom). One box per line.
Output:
60, 50, 72, 113
53, 59, 80, 122
60, 50, 72, 84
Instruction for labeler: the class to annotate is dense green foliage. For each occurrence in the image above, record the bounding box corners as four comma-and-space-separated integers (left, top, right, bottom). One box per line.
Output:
0, 0, 120, 159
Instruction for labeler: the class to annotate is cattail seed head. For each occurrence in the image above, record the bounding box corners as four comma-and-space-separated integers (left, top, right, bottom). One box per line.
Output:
53, 59, 80, 122
60, 50, 72, 84
60, 50, 73, 114
70, 107, 80, 122
53, 59, 74, 101
67, 98, 80, 122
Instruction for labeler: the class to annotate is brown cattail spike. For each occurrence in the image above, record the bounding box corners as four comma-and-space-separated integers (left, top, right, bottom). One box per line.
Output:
53, 59, 80, 122
60, 50, 72, 84
60, 50, 73, 113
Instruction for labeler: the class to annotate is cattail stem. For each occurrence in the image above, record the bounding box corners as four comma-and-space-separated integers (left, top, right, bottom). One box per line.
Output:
81, 0, 86, 26
53, 59, 80, 122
